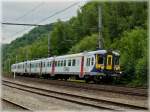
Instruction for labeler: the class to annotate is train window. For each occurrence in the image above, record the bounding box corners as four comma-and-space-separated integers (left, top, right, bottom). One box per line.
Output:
115, 57, 119, 65
72, 59, 76, 66
89, 58, 91, 66
68, 60, 71, 66
91, 57, 94, 65
108, 57, 112, 65
55, 61, 57, 66
61, 60, 63, 66
98, 55, 104, 64
50, 62, 52, 67
58, 61, 60, 67
31, 64, 33, 68
49, 62, 50, 67
86, 58, 89, 66
86, 58, 91, 66
64, 60, 66, 66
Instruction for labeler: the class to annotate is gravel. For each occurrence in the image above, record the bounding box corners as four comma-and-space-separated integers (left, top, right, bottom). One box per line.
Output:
2, 85, 104, 111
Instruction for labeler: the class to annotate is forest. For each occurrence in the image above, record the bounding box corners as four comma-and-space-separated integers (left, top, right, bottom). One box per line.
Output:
2, 1, 148, 87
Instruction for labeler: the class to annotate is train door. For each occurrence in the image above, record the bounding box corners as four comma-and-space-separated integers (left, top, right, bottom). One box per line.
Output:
96, 54, 104, 70
25, 63, 27, 73
51, 60, 55, 76
79, 56, 84, 78
29, 63, 31, 75
40, 62, 42, 76
106, 54, 113, 70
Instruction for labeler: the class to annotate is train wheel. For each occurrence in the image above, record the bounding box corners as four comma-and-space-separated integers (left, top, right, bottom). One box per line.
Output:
85, 79, 90, 83
93, 76, 101, 84
84, 75, 90, 83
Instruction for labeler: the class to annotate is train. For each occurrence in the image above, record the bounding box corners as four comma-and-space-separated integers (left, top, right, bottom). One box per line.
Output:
11, 50, 122, 83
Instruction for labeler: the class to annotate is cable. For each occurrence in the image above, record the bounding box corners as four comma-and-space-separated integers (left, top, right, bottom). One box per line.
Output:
38, 2, 79, 24
10, 2, 80, 39
2, 22, 44, 26
14, 2, 44, 21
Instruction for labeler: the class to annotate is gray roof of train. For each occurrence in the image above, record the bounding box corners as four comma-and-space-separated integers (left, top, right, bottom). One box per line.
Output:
12, 50, 120, 64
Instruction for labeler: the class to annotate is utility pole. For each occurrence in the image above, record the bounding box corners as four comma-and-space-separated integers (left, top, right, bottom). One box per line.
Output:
48, 33, 50, 57
98, 4, 104, 49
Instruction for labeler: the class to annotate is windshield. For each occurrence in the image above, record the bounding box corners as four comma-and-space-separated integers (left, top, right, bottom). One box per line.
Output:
114, 56, 119, 65
97, 54, 104, 64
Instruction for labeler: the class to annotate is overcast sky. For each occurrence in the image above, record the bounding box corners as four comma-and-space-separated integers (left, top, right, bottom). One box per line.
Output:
2, 0, 88, 44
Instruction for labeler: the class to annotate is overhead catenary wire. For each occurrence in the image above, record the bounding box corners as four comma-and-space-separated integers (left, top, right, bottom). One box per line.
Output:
14, 2, 45, 21
38, 2, 79, 24
2, 22, 44, 26
6, 2, 80, 39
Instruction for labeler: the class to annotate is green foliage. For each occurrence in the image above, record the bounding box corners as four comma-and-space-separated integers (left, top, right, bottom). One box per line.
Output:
69, 34, 98, 53
114, 28, 147, 86
2, 24, 53, 72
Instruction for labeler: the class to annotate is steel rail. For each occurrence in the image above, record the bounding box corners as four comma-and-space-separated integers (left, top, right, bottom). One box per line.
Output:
2, 98, 31, 111
9, 76, 147, 97
2, 80, 147, 111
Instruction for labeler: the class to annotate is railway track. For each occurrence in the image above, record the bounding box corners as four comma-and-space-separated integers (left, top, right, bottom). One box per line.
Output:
2, 98, 31, 111
2, 79, 147, 111
6, 75, 147, 97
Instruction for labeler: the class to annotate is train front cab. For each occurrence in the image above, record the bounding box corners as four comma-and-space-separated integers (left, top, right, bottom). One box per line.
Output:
105, 52, 121, 77
96, 51, 121, 78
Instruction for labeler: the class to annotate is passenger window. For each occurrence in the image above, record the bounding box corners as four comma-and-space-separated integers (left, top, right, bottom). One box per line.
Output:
86, 58, 88, 66
50, 62, 51, 67
86, 58, 91, 66
64, 60, 66, 66
55, 61, 57, 66
58, 61, 60, 67
91, 57, 94, 65
61, 60, 63, 66
89, 58, 91, 66
68, 60, 71, 66
72, 59, 76, 66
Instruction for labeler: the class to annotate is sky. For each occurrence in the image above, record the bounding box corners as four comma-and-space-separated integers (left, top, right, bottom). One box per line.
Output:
2, 0, 88, 44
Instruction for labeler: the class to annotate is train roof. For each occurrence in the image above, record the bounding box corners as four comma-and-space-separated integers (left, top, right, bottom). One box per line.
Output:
12, 50, 120, 64
54, 50, 119, 59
